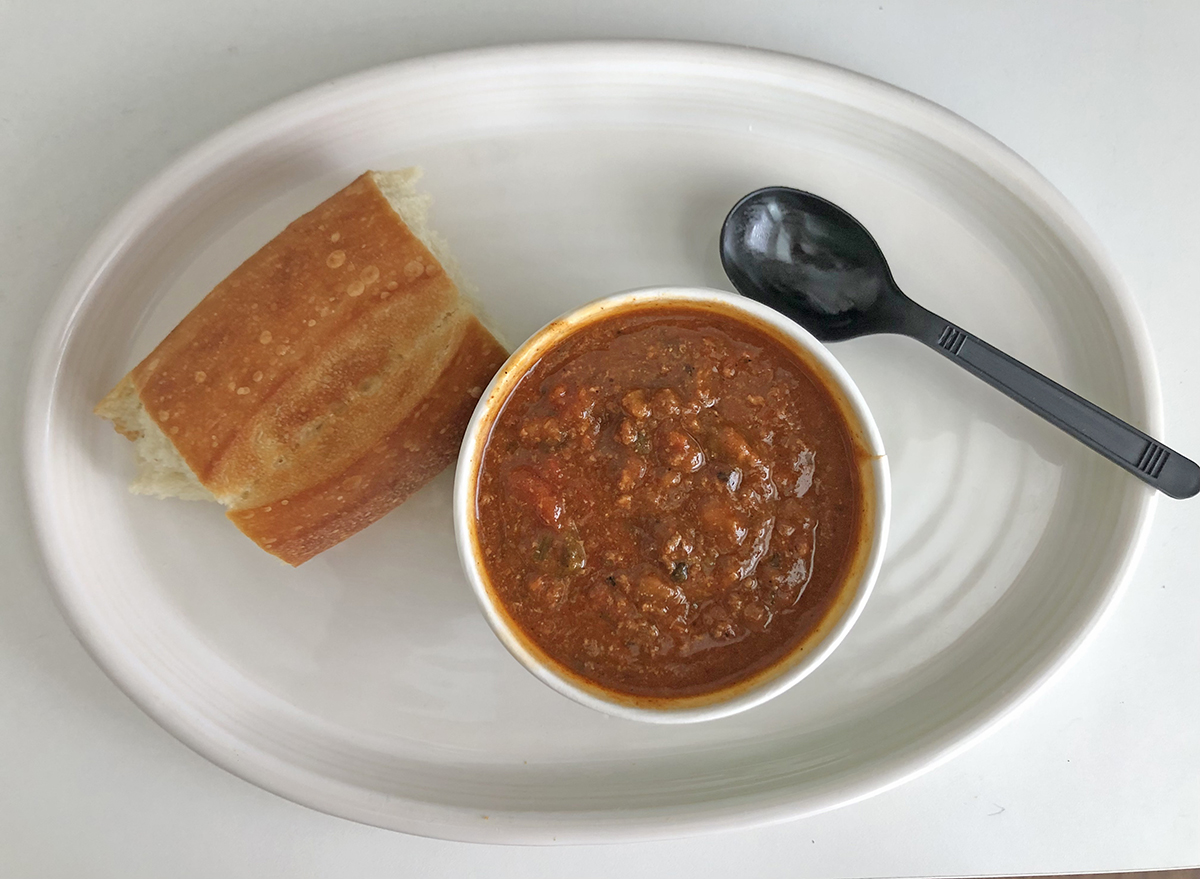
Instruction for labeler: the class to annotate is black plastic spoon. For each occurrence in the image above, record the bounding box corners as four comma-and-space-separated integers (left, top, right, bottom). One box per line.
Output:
720, 186, 1199, 499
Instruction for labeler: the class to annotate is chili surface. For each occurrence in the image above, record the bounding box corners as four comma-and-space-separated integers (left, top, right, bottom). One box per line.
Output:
474, 305, 863, 698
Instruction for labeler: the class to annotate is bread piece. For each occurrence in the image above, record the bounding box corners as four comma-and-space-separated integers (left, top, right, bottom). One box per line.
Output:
95, 170, 508, 565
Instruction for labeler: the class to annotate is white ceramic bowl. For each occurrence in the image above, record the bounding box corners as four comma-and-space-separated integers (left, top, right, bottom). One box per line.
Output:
454, 287, 891, 723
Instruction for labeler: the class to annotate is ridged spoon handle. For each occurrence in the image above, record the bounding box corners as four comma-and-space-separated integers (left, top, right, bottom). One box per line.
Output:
894, 299, 1200, 499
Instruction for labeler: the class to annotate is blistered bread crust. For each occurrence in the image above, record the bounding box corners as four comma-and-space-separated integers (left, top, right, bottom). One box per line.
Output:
105, 172, 507, 564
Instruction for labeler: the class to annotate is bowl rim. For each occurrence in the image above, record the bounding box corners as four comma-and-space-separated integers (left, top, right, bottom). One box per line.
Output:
452, 285, 892, 723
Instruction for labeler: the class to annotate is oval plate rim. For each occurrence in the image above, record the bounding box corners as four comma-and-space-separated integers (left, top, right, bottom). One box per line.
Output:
22, 40, 1160, 843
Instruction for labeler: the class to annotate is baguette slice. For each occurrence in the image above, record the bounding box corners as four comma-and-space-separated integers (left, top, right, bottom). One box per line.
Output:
95, 170, 508, 565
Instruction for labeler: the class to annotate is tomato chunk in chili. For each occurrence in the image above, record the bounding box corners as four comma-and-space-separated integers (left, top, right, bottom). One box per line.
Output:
474, 305, 862, 699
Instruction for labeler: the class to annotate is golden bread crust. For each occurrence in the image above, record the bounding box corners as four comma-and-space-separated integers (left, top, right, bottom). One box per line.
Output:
228, 317, 506, 564
94, 375, 142, 440
99, 172, 508, 563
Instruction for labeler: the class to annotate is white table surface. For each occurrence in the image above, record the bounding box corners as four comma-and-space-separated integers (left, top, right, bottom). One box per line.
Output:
3, 1, 1198, 875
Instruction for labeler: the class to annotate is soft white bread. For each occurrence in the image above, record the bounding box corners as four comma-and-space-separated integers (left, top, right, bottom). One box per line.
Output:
93, 374, 215, 500
95, 170, 508, 565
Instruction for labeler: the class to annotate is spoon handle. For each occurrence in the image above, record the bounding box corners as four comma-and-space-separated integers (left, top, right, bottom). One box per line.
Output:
897, 302, 1199, 499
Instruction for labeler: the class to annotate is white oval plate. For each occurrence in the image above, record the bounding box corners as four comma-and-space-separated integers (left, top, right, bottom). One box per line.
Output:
25, 42, 1158, 844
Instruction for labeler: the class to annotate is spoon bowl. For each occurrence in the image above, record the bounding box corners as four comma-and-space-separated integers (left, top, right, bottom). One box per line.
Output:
720, 187, 900, 341
720, 186, 1199, 499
